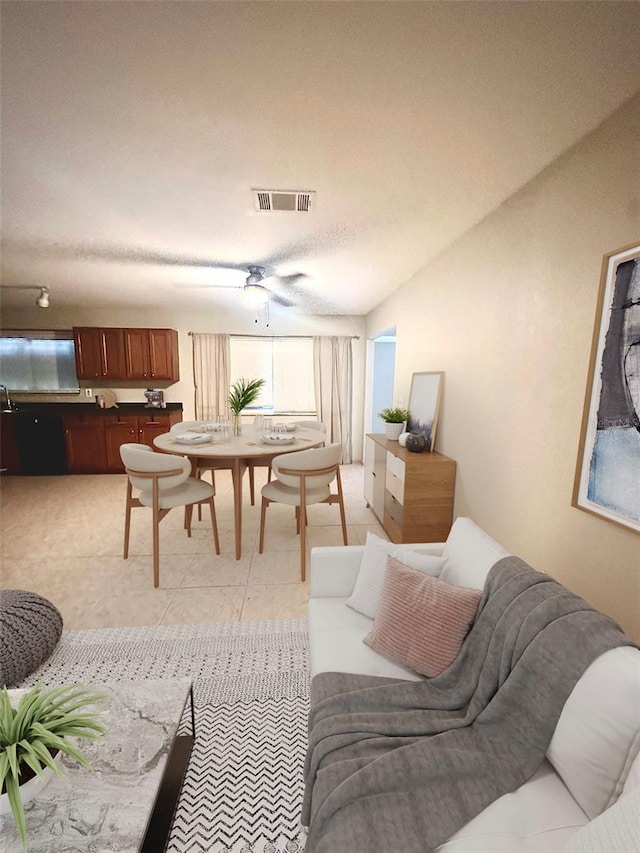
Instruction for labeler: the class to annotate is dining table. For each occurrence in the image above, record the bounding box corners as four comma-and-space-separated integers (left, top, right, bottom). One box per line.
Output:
153, 425, 325, 559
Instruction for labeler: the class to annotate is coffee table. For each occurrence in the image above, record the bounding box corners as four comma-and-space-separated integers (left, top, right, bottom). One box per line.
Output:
0, 679, 194, 853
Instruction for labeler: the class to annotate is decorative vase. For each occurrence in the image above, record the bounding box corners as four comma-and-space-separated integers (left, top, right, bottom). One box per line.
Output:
405, 433, 427, 453
233, 413, 241, 436
384, 422, 404, 441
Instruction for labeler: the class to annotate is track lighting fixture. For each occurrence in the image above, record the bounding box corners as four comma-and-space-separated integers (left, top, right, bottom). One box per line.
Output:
1, 284, 51, 308
36, 287, 50, 308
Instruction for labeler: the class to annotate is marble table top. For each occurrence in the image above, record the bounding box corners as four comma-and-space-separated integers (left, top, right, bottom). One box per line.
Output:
0, 679, 192, 853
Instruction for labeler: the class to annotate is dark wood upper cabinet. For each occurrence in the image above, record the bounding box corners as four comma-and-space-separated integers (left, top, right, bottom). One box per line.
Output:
73, 327, 179, 383
74, 327, 126, 380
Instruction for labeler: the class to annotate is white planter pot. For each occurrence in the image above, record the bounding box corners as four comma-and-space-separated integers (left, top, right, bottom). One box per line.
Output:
0, 762, 57, 815
384, 422, 405, 441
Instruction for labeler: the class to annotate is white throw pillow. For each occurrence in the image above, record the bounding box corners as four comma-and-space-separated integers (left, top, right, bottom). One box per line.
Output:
346, 531, 445, 619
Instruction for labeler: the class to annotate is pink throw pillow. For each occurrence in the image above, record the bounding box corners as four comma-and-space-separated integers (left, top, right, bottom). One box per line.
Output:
364, 555, 482, 677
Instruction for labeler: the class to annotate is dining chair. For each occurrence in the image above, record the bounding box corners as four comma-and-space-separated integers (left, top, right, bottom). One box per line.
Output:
258, 443, 347, 582
120, 443, 220, 588
293, 420, 327, 445
170, 420, 217, 490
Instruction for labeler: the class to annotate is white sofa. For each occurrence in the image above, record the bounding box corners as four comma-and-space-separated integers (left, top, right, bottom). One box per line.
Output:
307, 518, 640, 852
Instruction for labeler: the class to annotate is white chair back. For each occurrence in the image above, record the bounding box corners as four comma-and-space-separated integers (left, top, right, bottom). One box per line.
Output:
170, 420, 201, 433
120, 443, 191, 491
272, 443, 341, 490
294, 420, 326, 433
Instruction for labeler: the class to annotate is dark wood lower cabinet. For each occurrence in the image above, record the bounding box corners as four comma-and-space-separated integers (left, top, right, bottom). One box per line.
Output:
65, 416, 108, 473
64, 409, 182, 474
1, 414, 21, 474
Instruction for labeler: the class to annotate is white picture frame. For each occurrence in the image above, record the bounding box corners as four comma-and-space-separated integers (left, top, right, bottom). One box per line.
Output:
406, 371, 444, 452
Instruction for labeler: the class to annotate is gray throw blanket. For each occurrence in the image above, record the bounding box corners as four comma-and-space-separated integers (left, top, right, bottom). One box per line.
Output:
302, 556, 634, 853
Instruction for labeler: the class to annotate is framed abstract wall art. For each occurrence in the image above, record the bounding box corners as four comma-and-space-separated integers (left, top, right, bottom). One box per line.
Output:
573, 242, 640, 533
406, 371, 444, 451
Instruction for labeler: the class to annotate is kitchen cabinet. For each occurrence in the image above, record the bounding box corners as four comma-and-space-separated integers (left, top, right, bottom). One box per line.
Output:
63, 407, 181, 474
364, 434, 456, 543
64, 412, 108, 473
123, 328, 179, 381
73, 327, 126, 380
1, 414, 21, 474
72, 327, 179, 383
104, 411, 180, 472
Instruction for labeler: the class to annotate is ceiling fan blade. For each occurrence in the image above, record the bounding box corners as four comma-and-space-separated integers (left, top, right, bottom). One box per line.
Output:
269, 291, 296, 307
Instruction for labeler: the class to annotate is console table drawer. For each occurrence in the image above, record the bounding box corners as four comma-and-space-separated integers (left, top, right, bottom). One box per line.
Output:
386, 451, 405, 481
384, 490, 404, 526
385, 468, 405, 503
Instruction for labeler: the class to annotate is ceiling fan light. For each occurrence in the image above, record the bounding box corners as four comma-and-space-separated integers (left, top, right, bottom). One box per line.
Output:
36, 287, 50, 308
244, 284, 269, 305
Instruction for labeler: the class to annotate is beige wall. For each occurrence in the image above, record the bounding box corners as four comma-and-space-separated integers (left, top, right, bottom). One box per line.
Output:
2, 304, 366, 460
367, 95, 640, 639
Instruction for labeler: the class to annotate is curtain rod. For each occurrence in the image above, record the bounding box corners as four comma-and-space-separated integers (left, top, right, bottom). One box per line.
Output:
188, 332, 360, 339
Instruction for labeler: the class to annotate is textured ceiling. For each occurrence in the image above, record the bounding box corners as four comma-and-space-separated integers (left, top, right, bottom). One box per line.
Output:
1, 1, 639, 317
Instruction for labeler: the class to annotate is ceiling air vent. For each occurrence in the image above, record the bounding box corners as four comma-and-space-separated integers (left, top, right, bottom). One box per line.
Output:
252, 189, 316, 212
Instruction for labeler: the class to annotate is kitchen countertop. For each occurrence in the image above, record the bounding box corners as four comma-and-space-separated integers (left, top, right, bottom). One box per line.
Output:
2, 402, 183, 416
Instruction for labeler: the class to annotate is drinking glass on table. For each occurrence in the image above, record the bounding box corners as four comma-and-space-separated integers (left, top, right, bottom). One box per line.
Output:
263, 417, 272, 434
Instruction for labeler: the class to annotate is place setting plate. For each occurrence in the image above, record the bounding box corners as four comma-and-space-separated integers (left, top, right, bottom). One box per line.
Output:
261, 434, 296, 445
174, 433, 215, 445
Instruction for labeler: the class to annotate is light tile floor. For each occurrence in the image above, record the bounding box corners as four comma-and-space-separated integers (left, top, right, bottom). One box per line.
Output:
0, 464, 385, 629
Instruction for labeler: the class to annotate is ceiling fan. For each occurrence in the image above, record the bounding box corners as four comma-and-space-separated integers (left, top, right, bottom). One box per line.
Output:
203, 265, 299, 307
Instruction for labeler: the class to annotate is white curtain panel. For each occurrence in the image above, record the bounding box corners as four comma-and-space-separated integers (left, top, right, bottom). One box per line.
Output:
192, 333, 231, 420
313, 336, 353, 463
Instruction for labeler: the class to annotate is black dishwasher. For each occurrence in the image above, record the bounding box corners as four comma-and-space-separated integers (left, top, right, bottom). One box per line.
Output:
13, 412, 67, 474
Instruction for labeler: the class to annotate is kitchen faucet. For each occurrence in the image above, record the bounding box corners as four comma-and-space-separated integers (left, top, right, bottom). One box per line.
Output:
0, 384, 13, 413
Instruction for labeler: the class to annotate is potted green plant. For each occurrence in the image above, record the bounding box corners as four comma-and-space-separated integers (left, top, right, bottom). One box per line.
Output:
0, 684, 107, 852
228, 377, 266, 435
379, 406, 410, 441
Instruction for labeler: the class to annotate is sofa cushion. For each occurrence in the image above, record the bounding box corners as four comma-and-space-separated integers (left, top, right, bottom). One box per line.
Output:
346, 530, 445, 618
560, 785, 640, 853
546, 645, 640, 819
440, 517, 510, 589
363, 556, 482, 677
308, 597, 422, 680
437, 761, 589, 853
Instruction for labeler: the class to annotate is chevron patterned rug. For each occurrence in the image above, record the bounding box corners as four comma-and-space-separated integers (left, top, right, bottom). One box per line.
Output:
21, 618, 310, 853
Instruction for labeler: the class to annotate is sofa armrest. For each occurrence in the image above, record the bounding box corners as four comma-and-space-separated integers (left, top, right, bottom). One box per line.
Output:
310, 546, 365, 597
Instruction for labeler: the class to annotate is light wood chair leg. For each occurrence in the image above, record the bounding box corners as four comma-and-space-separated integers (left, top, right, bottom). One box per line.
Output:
123, 480, 132, 559
300, 478, 307, 582
185, 504, 193, 537
208, 497, 220, 555
259, 496, 268, 553
299, 502, 307, 582
152, 480, 160, 589
249, 466, 255, 506
336, 468, 348, 545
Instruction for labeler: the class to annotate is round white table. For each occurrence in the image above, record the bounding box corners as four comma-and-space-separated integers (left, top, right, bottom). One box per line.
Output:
153, 426, 324, 559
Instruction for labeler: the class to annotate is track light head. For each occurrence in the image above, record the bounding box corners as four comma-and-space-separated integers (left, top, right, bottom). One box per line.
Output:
36, 287, 50, 308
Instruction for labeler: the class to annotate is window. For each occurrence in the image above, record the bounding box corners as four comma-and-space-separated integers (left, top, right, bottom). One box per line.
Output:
0, 330, 80, 392
229, 336, 315, 414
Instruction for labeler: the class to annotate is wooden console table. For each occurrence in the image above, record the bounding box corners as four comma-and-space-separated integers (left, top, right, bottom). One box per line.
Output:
364, 434, 456, 543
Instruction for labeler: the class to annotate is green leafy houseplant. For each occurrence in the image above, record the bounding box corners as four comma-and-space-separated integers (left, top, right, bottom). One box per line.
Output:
228, 377, 266, 434
378, 406, 410, 423
228, 377, 266, 414
0, 684, 107, 851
